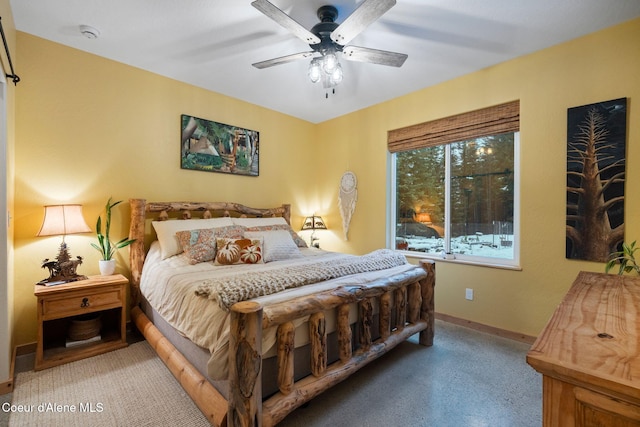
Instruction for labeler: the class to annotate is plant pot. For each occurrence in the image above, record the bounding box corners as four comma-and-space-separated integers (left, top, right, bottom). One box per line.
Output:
99, 259, 116, 276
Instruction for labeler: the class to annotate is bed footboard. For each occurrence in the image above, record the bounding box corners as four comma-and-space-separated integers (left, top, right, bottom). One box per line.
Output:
229, 260, 435, 427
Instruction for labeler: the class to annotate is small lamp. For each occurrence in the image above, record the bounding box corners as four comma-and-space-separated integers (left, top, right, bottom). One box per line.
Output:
301, 215, 327, 248
37, 204, 91, 285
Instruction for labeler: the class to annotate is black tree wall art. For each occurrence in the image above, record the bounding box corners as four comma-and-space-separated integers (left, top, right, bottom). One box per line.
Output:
566, 98, 627, 262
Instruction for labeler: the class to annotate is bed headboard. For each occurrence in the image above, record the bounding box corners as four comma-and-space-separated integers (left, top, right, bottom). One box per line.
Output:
128, 198, 291, 305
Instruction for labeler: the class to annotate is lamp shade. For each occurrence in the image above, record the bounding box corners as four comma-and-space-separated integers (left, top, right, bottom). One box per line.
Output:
37, 204, 91, 237
301, 215, 327, 231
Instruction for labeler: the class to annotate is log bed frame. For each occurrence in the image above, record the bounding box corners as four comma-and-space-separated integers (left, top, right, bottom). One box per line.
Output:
127, 199, 435, 427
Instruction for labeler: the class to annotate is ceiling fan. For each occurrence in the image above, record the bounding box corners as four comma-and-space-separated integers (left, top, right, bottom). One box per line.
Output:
251, 0, 407, 89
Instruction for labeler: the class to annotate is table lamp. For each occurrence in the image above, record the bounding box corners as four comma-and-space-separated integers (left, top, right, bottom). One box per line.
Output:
301, 215, 327, 248
37, 204, 91, 285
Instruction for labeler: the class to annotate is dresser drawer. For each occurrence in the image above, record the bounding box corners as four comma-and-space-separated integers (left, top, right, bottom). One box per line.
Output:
41, 288, 123, 320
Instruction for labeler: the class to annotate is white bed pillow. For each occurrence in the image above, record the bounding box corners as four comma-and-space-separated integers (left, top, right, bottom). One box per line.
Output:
244, 230, 303, 262
152, 217, 234, 259
232, 217, 307, 248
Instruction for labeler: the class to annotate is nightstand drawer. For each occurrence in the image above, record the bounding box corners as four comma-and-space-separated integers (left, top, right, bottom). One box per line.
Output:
41, 288, 122, 320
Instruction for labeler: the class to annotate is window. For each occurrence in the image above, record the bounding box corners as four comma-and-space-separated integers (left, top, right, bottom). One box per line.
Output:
388, 102, 520, 267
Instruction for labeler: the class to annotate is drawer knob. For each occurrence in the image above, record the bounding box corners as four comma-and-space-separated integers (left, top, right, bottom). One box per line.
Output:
80, 297, 90, 308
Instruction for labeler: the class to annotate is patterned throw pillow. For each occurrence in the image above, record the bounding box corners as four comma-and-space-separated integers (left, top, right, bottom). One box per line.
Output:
244, 224, 307, 248
176, 228, 217, 264
152, 217, 234, 259
176, 225, 246, 265
214, 225, 247, 239
214, 238, 264, 265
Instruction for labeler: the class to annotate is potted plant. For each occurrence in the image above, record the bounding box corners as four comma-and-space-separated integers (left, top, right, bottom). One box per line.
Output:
605, 241, 640, 276
92, 197, 135, 275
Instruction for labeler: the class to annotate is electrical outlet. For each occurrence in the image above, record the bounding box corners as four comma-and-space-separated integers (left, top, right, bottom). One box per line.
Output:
465, 288, 474, 301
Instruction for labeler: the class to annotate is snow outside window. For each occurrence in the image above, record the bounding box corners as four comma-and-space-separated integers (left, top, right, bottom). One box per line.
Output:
389, 132, 520, 268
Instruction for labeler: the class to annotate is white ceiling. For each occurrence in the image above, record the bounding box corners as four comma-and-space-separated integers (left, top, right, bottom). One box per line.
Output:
10, 0, 640, 123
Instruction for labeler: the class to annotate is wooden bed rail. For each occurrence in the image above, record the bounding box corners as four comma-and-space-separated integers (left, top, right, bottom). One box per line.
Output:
131, 305, 229, 427
229, 260, 435, 427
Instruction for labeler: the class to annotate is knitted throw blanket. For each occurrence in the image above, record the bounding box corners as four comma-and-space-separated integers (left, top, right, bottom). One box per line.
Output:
195, 249, 408, 310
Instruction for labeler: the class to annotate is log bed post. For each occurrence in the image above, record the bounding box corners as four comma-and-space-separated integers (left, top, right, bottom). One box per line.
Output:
379, 291, 392, 341
359, 298, 373, 350
394, 287, 406, 332
419, 260, 436, 346
407, 282, 422, 324
337, 304, 352, 363
128, 198, 147, 307
276, 322, 295, 395
229, 301, 263, 427
309, 312, 327, 377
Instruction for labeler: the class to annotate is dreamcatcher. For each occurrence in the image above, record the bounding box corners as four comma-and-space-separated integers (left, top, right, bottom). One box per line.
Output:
338, 171, 358, 240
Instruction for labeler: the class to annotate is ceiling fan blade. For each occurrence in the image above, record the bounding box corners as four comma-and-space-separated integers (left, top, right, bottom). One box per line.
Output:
342, 45, 407, 67
251, 0, 320, 45
330, 0, 396, 46
252, 51, 315, 69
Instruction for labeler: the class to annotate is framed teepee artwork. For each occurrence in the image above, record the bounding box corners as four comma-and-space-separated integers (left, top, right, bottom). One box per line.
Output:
180, 114, 259, 177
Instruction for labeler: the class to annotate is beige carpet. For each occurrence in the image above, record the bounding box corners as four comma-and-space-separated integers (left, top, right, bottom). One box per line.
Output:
8, 341, 209, 427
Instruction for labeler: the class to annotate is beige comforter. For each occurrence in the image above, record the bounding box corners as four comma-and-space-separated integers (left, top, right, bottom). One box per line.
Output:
140, 243, 416, 380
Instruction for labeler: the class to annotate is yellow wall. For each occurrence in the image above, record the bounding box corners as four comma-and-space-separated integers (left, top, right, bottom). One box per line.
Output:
315, 17, 640, 336
13, 33, 318, 345
11, 18, 640, 346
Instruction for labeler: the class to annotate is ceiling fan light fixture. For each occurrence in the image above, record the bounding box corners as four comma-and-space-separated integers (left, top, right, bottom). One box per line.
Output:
330, 63, 343, 84
322, 51, 338, 73
309, 50, 343, 87
308, 59, 322, 83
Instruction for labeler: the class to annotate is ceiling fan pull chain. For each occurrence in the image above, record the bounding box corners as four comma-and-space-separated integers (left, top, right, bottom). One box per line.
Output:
325, 87, 337, 98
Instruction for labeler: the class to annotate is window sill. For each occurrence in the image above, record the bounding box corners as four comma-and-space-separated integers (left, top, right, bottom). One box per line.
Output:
399, 250, 522, 271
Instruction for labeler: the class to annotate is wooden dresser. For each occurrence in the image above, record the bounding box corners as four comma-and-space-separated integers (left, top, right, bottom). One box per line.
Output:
527, 272, 640, 426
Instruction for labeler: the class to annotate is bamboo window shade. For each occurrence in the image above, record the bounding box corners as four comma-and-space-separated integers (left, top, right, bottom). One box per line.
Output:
387, 100, 520, 153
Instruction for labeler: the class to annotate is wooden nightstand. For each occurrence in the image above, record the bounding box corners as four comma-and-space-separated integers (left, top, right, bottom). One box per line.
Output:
34, 274, 128, 370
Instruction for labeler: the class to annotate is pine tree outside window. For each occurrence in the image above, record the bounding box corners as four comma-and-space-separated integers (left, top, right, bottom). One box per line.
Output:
388, 101, 520, 268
